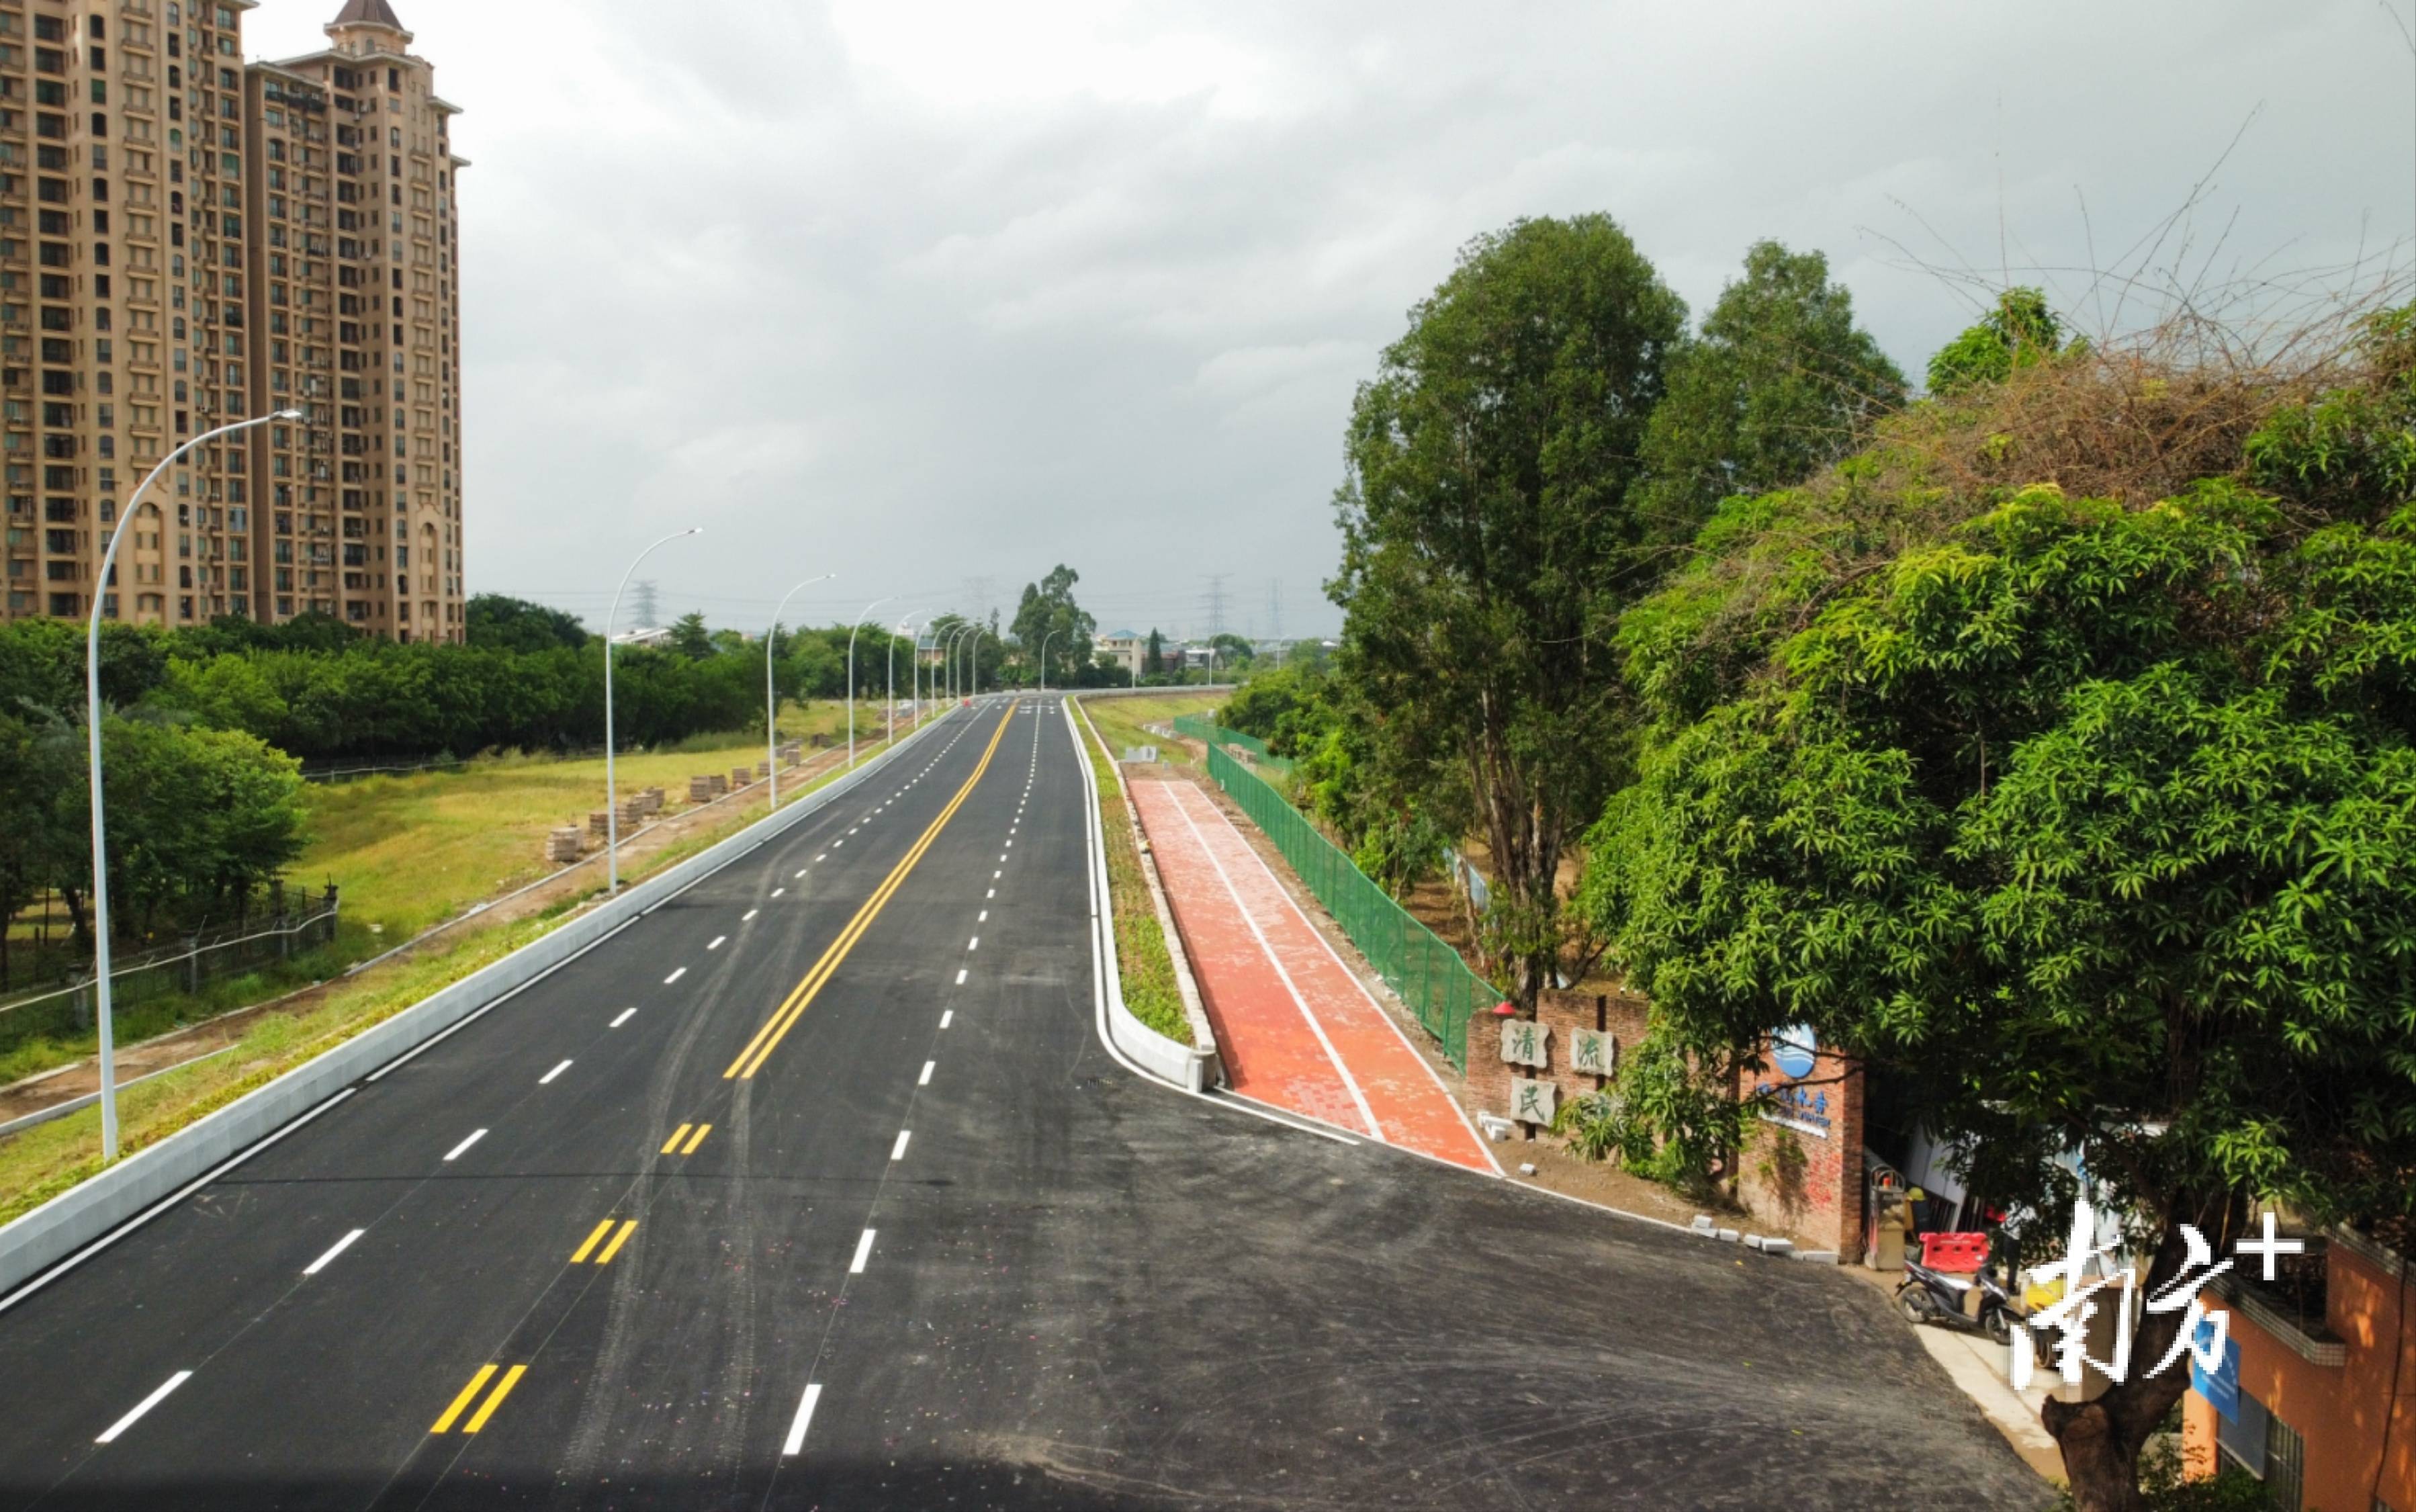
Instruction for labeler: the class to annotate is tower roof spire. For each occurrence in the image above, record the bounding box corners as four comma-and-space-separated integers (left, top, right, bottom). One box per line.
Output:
330, 0, 407, 30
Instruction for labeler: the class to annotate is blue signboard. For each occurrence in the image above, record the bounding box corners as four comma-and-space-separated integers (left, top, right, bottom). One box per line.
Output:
2190, 1317, 2240, 1425
1772, 1024, 1817, 1079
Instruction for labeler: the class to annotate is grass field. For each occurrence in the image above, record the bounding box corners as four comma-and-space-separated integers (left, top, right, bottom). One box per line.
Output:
1079, 692, 1226, 772
302, 699, 857, 937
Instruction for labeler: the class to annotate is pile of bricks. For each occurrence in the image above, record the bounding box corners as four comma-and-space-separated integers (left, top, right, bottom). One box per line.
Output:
729, 767, 754, 791
545, 827, 584, 864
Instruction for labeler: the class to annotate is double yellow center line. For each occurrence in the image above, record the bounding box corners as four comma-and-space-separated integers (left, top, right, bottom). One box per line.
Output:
723, 708, 1014, 1080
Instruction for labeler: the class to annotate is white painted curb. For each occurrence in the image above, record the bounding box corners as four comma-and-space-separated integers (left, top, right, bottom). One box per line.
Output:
0, 712, 950, 1300
1064, 700, 1215, 1093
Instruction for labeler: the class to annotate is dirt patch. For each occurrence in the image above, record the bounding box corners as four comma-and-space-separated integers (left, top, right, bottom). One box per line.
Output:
0, 744, 858, 1134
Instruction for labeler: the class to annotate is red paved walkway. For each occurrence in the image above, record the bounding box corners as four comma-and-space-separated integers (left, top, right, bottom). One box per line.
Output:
1130, 779, 1496, 1174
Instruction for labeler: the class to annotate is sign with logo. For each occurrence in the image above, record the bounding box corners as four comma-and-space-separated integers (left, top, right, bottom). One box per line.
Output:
1772, 1024, 1817, 1079
2190, 1317, 2241, 1424
1509, 1077, 1557, 1126
1569, 1028, 1615, 1077
1758, 1081, 1832, 1139
1498, 1020, 1550, 1069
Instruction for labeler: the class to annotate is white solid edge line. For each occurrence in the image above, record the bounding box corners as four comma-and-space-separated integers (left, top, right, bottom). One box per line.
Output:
609, 1008, 636, 1028
664, 967, 686, 985
0, 1087, 358, 1317
780, 1382, 823, 1458
1165, 781, 1509, 1179
940, 1011, 952, 1028
849, 1229, 875, 1274
443, 1128, 487, 1161
919, 1061, 934, 1085
1158, 787, 1382, 1139
891, 1130, 911, 1161
539, 1060, 573, 1085
302, 1228, 365, 1276
95, 1370, 193, 1445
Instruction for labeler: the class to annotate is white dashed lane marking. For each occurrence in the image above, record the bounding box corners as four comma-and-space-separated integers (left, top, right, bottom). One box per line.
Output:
610, 1008, 637, 1028
443, 1129, 487, 1162
95, 1372, 193, 1446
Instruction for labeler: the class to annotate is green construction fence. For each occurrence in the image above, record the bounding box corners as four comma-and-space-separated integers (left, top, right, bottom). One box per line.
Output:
1173, 713, 1295, 774
1204, 742, 1483, 1069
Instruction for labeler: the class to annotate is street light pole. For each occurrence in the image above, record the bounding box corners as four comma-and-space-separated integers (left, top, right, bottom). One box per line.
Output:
944, 623, 975, 702
766, 572, 836, 812
1038, 628, 1061, 695
606, 529, 703, 897
85, 407, 300, 1162
846, 596, 895, 769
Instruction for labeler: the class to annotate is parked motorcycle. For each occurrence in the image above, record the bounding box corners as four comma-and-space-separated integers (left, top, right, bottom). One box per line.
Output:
1896, 1245, 2020, 1345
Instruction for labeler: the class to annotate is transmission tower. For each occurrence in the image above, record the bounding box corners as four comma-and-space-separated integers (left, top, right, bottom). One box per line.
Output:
1267, 580, 1285, 664
1202, 575, 1229, 639
632, 580, 659, 631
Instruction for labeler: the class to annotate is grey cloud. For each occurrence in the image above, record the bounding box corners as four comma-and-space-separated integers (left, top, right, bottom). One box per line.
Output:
245, 0, 2414, 636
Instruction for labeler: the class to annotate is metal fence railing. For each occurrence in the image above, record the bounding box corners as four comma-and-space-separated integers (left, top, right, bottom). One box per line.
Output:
0, 888, 343, 1052
1206, 742, 1482, 1070
1173, 713, 1296, 774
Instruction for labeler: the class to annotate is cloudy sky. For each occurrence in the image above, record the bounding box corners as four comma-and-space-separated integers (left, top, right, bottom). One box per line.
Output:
247, 0, 2416, 639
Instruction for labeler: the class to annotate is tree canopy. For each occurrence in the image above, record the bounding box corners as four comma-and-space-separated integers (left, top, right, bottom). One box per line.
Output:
1329, 212, 1687, 1003
1582, 305, 2416, 1509
1630, 240, 1906, 540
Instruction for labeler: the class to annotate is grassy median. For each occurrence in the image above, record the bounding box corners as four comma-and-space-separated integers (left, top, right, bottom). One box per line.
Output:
1071, 699, 1192, 1046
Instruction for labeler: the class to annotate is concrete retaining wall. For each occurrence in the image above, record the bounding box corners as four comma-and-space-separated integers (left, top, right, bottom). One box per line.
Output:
0, 715, 946, 1300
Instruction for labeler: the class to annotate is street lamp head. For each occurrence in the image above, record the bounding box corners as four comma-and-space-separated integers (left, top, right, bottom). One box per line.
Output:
275, 408, 304, 420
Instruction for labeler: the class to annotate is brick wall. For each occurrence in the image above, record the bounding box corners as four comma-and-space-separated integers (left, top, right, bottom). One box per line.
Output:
1462, 988, 1652, 1141
1735, 1045, 1865, 1257
1462, 991, 1864, 1257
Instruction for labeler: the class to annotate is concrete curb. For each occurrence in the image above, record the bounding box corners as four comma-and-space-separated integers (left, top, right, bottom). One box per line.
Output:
1069, 697, 1222, 1077
1063, 699, 1216, 1093
0, 714, 946, 1301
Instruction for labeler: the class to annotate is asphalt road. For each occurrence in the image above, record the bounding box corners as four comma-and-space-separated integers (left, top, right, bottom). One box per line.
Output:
0, 697, 2050, 1511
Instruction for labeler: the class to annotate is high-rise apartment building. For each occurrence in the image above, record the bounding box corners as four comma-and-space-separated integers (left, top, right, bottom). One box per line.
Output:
0, 0, 465, 641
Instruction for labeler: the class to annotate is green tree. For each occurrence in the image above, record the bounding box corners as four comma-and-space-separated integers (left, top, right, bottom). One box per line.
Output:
1009, 566, 1097, 687
1143, 629, 1165, 676
1926, 286, 2069, 397
465, 594, 588, 653
42, 713, 308, 946
1631, 240, 1905, 539
1585, 320, 2416, 1508
1331, 212, 1687, 1004
668, 612, 715, 661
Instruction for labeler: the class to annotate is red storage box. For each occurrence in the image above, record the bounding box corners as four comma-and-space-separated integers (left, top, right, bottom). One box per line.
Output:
1920, 1231, 1991, 1272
